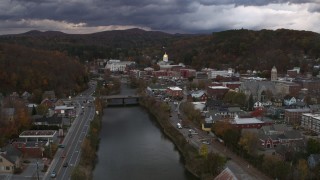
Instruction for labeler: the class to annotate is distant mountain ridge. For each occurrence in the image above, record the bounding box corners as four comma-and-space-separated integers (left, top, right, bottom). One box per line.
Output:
0, 28, 320, 73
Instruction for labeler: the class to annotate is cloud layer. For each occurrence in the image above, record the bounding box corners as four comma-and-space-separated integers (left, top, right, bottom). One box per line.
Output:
0, 0, 319, 34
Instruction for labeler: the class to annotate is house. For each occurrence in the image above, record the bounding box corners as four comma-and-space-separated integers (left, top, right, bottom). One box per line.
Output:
205, 99, 223, 110
21, 91, 31, 101
42, 90, 56, 101
188, 90, 208, 102
40, 98, 55, 108
284, 96, 297, 106
0, 144, 22, 173
308, 154, 320, 169
33, 114, 63, 127
217, 107, 243, 118
253, 101, 264, 109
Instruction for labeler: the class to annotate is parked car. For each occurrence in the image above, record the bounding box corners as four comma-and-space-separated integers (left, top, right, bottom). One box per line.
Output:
176, 123, 182, 129
50, 171, 56, 178
58, 144, 65, 148
202, 141, 210, 145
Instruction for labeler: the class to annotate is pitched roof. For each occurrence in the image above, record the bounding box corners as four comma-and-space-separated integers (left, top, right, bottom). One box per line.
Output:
190, 90, 206, 98
0, 144, 22, 164
214, 167, 238, 180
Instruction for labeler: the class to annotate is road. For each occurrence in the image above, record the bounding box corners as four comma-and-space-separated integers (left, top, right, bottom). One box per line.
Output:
166, 86, 271, 180
42, 82, 96, 180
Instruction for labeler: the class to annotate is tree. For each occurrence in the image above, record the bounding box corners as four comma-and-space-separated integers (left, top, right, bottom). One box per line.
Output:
247, 94, 254, 111
71, 166, 87, 180
297, 159, 309, 180
307, 139, 320, 155
223, 128, 241, 150
239, 131, 259, 155
32, 105, 37, 115
233, 92, 246, 107
199, 144, 208, 158
262, 155, 290, 179
212, 121, 234, 138
36, 104, 49, 116
202, 152, 226, 176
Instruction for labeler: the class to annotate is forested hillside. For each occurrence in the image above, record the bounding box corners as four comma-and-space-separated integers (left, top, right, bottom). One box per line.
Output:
1, 28, 320, 74
0, 43, 88, 101
169, 29, 320, 72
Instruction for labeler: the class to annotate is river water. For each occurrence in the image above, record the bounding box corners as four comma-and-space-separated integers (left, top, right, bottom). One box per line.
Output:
93, 85, 197, 180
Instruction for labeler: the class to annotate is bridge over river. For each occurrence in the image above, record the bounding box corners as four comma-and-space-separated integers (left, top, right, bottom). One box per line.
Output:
101, 95, 141, 106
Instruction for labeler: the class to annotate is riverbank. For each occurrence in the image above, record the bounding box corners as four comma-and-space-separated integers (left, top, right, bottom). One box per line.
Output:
71, 98, 104, 180
139, 95, 225, 180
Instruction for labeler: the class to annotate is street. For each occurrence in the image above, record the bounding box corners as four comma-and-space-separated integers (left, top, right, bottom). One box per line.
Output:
165, 87, 271, 180
42, 82, 96, 180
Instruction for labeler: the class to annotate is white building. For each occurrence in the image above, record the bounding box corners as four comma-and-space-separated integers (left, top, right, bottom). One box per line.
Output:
301, 113, 320, 134
105, 59, 135, 72
205, 68, 234, 79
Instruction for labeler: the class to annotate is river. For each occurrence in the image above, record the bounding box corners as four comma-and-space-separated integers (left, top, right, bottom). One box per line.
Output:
93, 85, 198, 180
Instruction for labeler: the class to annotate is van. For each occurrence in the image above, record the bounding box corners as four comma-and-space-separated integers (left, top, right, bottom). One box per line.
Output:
176, 123, 182, 129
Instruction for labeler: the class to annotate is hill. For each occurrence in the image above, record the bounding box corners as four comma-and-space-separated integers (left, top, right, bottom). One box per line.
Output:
0, 43, 88, 101
1, 28, 320, 73
168, 29, 320, 73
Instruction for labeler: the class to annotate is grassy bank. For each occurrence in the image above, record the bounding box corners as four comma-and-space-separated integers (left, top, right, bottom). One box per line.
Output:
139, 96, 226, 180
71, 98, 104, 180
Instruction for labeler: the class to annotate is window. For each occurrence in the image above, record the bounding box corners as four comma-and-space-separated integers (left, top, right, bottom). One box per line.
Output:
6, 166, 10, 170
0, 158, 2, 162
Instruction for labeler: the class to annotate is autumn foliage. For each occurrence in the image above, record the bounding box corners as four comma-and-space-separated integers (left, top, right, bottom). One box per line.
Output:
0, 43, 88, 99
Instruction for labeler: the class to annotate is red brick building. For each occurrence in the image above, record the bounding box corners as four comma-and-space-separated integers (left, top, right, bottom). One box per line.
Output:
166, 87, 183, 98
284, 108, 310, 125
180, 69, 196, 78
152, 70, 168, 77
207, 86, 229, 100
232, 117, 272, 129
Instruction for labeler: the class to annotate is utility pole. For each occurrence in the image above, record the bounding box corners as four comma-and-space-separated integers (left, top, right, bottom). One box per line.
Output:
36, 161, 39, 180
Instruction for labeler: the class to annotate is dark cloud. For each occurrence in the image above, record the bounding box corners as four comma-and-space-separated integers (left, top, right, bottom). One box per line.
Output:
0, 0, 319, 34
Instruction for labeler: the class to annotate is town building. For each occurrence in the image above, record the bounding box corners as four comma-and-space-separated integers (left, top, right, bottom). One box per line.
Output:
207, 86, 229, 100
12, 130, 58, 157
180, 69, 196, 78
284, 108, 310, 125
54, 105, 75, 117
301, 113, 320, 134
231, 115, 271, 129
0, 145, 22, 173
105, 59, 135, 72
204, 68, 234, 79
166, 87, 183, 98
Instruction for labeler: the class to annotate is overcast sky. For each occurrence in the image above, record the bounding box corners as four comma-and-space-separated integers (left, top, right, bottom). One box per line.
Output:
0, 0, 319, 35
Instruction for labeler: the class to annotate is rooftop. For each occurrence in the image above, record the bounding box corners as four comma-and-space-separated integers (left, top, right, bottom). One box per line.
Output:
20, 130, 57, 137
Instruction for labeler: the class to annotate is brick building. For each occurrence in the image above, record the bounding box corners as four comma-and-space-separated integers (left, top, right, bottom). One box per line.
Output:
207, 86, 229, 100
284, 108, 310, 125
